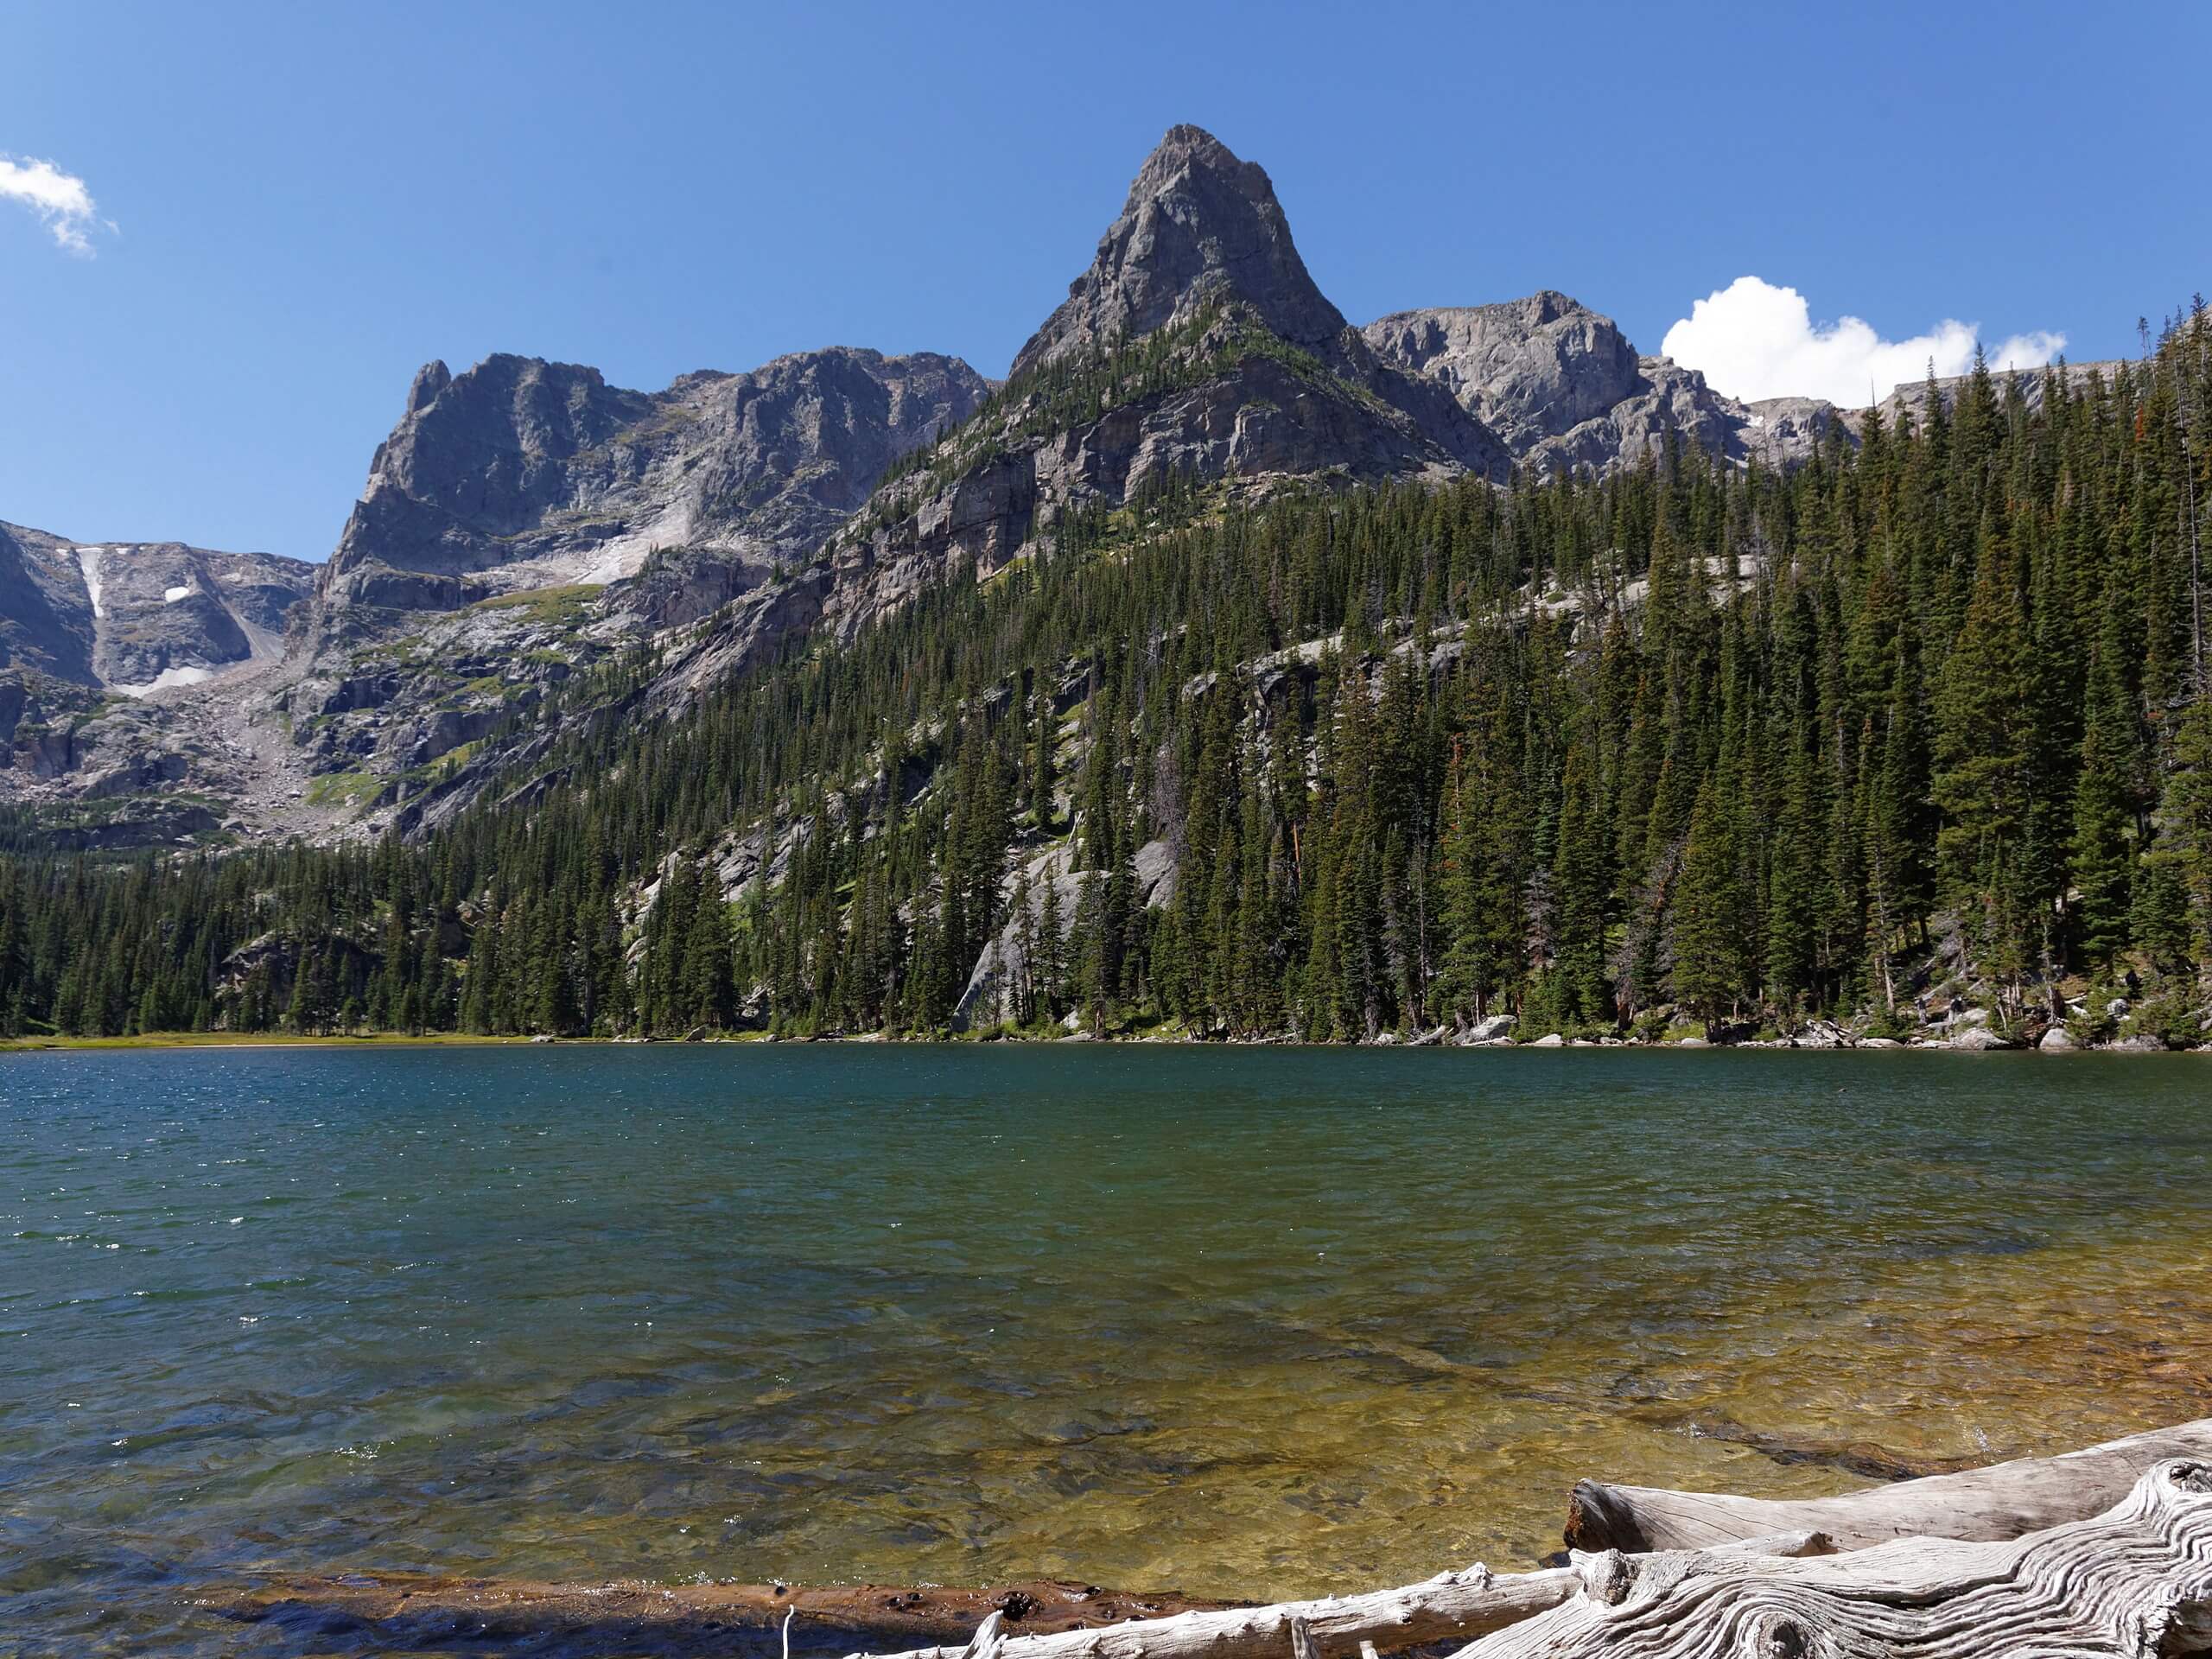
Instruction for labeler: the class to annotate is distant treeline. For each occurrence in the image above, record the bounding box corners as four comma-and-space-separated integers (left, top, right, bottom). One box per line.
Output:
4, 305, 2210, 1044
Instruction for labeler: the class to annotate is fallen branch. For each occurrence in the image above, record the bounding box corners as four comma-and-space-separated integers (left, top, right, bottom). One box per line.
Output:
1565, 1414, 2212, 1553
1468, 1458, 2212, 1657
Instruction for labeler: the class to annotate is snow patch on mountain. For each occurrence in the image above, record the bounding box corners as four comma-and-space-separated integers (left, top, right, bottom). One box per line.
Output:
77, 547, 105, 618
112, 664, 214, 698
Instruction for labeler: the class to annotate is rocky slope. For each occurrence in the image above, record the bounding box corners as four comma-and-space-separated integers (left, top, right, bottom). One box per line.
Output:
259, 346, 993, 827
0, 522, 97, 685
0, 520, 314, 693
0, 523, 318, 844
1363, 291, 1843, 474
0, 346, 995, 842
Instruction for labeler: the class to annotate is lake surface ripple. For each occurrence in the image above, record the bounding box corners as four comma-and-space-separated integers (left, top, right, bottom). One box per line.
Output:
4, 1046, 2210, 1653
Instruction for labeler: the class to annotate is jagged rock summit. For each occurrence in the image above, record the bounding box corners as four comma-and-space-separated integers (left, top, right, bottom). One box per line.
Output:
2, 342, 992, 840
1012, 124, 1351, 378
1365, 293, 1646, 450
825, 125, 1510, 607
1009, 125, 1506, 478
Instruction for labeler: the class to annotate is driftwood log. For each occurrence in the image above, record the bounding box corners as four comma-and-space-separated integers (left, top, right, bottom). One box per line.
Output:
205, 1573, 1231, 1657
1465, 1458, 2212, 1656
1565, 1416, 2212, 1554
856, 1565, 1575, 1659
857, 1538, 1832, 1659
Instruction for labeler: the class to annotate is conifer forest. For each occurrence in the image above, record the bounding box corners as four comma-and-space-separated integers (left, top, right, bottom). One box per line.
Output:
5, 319, 2211, 1050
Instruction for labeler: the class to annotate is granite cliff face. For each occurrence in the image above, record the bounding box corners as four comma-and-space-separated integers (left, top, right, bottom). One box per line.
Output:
1364, 293, 1646, 451
241, 344, 992, 823
314, 346, 990, 640
0, 522, 98, 685
1363, 291, 1842, 474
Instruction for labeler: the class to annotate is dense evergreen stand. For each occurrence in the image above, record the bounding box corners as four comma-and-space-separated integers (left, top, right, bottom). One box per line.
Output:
3, 311, 2209, 1046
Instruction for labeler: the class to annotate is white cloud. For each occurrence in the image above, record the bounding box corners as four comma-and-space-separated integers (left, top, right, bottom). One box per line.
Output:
0, 154, 111, 256
1661, 276, 2065, 406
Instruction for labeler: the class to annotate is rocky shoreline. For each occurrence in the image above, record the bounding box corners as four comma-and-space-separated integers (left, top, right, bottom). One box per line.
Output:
207, 1420, 2212, 1659
12, 1022, 2204, 1055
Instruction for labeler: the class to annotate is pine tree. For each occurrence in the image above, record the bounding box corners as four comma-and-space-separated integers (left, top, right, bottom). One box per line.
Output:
677, 863, 735, 1030
1932, 519, 2036, 1012
1671, 776, 1745, 1033
2069, 639, 2137, 969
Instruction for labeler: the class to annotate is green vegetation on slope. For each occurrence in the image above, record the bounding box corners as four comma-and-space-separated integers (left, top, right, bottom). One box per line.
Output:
868, 299, 1383, 507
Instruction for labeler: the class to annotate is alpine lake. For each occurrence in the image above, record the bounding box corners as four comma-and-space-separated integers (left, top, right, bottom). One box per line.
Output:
5, 1044, 2209, 1653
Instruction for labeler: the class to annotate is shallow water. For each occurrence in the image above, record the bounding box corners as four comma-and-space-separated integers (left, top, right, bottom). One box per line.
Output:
4, 1045, 2210, 1652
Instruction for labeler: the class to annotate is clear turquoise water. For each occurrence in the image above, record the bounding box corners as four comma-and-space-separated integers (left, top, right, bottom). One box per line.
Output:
5, 1046, 2211, 1654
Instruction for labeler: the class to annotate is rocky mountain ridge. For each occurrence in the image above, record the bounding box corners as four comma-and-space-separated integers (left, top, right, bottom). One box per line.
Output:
1871, 357, 2127, 429
6, 124, 2123, 851
1, 346, 994, 842
1363, 290, 1844, 474
801, 126, 1513, 626
314, 345, 990, 642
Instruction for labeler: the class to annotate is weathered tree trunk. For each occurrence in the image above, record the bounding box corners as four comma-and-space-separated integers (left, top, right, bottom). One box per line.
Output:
1467, 1458, 2212, 1657
855, 1564, 1576, 1659
857, 1539, 1832, 1659
1566, 1416, 2212, 1554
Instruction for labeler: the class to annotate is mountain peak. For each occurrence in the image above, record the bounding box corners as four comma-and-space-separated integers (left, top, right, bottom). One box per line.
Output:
406, 359, 451, 415
1009, 124, 1345, 380
1135, 124, 1272, 203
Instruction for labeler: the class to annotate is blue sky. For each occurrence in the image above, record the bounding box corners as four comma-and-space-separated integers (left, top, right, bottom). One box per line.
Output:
4, 1, 2206, 559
